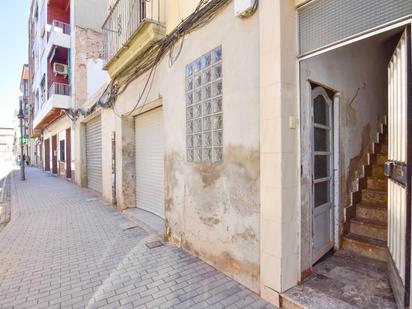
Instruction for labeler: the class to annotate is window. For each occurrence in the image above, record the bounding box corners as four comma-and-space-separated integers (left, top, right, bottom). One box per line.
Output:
185, 46, 223, 163
59, 140, 65, 162
34, 3, 39, 20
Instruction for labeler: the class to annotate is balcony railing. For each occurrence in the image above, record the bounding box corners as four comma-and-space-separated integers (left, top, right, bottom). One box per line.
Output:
48, 82, 70, 99
47, 20, 71, 41
102, 0, 162, 63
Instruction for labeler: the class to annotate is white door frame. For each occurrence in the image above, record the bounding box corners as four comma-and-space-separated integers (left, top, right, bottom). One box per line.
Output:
297, 17, 412, 300
332, 94, 340, 249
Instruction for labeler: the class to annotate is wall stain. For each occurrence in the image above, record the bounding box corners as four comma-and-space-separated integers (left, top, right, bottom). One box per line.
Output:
199, 216, 220, 226
163, 145, 260, 292
345, 124, 371, 200
182, 240, 260, 293
164, 152, 183, 211
231, 227, 256, 242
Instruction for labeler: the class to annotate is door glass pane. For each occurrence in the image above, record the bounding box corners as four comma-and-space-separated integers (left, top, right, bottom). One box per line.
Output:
314, 127, 329, 152
314, 155, 329, 179
314, 95, 329, 126
315, 181, 330, 207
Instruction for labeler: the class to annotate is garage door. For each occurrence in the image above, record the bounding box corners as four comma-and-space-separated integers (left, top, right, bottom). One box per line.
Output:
298, 0, 412, 55
135, 108, 165, 218
86, 115, 102, 192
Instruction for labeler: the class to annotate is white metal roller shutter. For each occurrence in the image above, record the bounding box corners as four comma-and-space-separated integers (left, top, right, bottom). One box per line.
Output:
298, 0, 412, 55
135, 108, 165, 218
86, 116, 102, 193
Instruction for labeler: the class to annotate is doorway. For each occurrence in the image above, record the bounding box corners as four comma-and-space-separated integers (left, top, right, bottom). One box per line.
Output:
65, 128, 71, 179
134, 107, 165, 218
297, 21, 410, 309
44, 138, 50, 172
311, 86, 335, 264
51, 135, 57, 175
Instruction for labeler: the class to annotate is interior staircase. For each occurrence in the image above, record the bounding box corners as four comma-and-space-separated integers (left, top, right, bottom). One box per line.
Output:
342, 123, 388, 262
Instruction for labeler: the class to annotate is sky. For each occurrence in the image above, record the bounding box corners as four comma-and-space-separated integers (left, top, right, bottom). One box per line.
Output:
0, 1, 31, 128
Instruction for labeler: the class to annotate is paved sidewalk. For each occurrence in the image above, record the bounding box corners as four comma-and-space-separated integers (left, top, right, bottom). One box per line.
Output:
0, 168, 276, 309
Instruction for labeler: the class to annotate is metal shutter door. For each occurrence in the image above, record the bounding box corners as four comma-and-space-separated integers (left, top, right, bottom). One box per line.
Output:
298, 0, 412, 55
86, 116, 102, 193
135, 108, 165, 218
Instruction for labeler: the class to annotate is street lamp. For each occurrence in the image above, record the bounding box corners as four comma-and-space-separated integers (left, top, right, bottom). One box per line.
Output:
17, 101, 25, 181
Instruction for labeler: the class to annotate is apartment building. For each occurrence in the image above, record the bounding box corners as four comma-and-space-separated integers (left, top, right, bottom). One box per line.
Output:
18, 64, 36, 166
28, 0, 108, 179
0, 128, 15, 162
42, 0, 412, 307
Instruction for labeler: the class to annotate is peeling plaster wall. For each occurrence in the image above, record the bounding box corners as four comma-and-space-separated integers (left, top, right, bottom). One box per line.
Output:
101, 109, 116, 204
73, 27, 105, 109
299, 33, 399, 273
109, 3, 261, 292
72, 26, 107, 192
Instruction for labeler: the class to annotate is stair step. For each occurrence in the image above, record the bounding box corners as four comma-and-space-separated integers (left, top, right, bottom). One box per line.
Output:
371, 153, 387, 166
366, 177, 387, 191
356, 202, 387, 222
361, 189, 387, 205
367, 165, 385, 177
350, 217, 387, 241
376, 143, 388, 155
343, 233, 388, 262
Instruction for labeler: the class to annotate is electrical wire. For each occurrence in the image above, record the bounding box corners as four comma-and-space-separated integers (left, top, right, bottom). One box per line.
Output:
78, 0, 233, 119
168, 34, 185, 67
114, 0, 231, 96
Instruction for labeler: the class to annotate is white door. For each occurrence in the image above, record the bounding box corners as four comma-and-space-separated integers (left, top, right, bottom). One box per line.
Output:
312, 86, 334, 263
86, 115, 102, 193
135, 108, 165, 218
386, 28, 410, 308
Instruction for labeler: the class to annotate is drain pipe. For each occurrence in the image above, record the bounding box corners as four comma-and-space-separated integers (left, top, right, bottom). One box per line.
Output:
111, 131, 117, 205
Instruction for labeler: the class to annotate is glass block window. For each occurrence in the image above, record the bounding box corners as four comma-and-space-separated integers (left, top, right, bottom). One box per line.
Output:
186, 46, 223, 163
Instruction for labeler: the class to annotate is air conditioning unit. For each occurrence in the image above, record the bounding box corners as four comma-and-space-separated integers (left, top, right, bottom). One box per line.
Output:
53, 63, 68, 77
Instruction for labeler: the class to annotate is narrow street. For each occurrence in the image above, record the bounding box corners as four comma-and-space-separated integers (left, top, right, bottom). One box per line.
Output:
0, 167, 275, 309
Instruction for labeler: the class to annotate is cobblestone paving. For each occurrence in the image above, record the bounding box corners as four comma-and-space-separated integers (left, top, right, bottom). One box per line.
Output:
0, 168, 276, 309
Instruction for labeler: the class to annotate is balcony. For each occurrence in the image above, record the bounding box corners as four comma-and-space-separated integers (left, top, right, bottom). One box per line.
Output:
33, 83, 71, 131
102, 0, 166, 78
45, 20, 71, 59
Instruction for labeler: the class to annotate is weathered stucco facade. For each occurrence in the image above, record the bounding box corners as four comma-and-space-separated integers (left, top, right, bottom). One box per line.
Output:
70, 0, 412, 307
71, 26, 108, 192
86, 1, 262, 292
74, 0, 302, 304
73, 27, 106, 109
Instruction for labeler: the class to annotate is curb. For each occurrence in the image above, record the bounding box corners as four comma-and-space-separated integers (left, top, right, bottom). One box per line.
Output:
0, 173, 11, 227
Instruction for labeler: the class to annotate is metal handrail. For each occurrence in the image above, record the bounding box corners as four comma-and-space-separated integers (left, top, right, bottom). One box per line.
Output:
102, 0, 163, 63
48, 82, 70, 99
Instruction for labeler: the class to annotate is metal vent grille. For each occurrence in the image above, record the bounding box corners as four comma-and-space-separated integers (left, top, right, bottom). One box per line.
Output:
298, 0, 412, 55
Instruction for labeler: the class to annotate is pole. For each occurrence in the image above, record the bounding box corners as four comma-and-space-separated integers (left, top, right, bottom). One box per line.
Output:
18, 99, 25, 181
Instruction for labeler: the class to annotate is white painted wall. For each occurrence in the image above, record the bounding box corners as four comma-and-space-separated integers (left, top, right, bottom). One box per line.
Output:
87, 59, 109, 100
74, 0, 107, 32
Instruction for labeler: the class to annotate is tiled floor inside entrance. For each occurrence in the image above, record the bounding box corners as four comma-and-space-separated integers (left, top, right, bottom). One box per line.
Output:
282, 250, 396, 309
